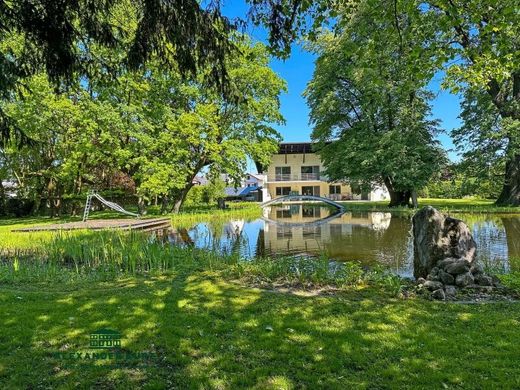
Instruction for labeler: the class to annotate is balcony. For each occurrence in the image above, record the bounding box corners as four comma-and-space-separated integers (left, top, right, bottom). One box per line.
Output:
270, 173, 323, 182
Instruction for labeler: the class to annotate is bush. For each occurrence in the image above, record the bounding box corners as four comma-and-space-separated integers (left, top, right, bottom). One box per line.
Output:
4, 198, 35, 217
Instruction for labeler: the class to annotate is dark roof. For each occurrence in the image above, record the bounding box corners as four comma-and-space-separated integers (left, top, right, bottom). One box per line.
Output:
225, 185, 260, 197
278, 142, 314, 154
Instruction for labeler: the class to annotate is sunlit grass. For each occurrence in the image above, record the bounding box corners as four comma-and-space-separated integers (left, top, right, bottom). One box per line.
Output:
1, 274, 520, 388
341, 197, 520, 214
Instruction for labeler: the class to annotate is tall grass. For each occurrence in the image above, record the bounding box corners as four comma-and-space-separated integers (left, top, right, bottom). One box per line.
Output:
0, 230, 394, 291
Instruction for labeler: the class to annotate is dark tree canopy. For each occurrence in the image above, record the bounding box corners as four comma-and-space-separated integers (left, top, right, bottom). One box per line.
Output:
0, 0, 320, 142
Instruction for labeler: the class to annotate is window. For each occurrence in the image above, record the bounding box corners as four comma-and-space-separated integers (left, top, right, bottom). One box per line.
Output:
301, 166, 319, 180
275, 166, 291, 181
277, 228, 293, 239
302, 205, 321, 218
302, 186, 320, 196
276, 187, 291, 196
276, 209, 292, 218
329, 185, 341, 195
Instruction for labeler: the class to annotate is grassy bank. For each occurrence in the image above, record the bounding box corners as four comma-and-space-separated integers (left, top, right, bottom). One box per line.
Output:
1, 199, 520, 388
1, 272, 520, 389
340, 198, 520, 214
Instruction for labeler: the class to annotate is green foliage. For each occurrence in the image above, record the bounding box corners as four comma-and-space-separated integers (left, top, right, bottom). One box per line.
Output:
423, 164, 502, 199
305, 2, 446, 203
1, 29, 285, 213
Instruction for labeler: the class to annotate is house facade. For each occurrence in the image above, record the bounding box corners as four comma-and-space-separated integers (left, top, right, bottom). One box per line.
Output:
262, 142, 388, 201
264, 143, 350, 200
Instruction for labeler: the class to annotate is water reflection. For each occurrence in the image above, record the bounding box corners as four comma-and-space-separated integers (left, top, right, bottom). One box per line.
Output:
166, 205, 520, 276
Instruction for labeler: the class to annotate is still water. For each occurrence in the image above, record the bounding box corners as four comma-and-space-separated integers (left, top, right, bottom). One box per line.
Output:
165, 205, 520, 277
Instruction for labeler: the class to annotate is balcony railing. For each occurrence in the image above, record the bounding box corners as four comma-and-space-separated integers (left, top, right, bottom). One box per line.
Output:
270, 173, 322, 182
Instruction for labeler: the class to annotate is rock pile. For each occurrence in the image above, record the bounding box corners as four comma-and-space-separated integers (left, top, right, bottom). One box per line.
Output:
412, 206, 500, 300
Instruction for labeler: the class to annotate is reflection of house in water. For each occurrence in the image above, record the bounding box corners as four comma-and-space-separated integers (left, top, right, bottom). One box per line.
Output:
262, 206, 394, 259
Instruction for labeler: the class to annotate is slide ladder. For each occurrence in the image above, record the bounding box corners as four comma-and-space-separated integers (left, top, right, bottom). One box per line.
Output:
83, 191, 139, 222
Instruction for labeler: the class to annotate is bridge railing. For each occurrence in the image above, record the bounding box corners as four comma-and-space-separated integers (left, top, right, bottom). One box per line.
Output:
261, 194, 345, 211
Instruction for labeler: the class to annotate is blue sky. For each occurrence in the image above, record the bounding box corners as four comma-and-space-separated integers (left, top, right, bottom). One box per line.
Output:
223, 1, 461, 164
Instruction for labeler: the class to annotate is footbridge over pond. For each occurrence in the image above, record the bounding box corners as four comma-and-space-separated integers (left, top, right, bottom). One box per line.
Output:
261, 195, 345, 211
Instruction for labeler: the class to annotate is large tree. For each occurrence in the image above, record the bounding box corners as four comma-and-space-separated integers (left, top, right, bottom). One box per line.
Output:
0, 0, 332, 142
322, 0, 519, 205
305, 3, 445, 207
424, 0, 520, 205
1, 30, 285, 214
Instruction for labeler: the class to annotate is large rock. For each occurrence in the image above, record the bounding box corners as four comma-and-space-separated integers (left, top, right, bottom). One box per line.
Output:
413, 206, 477, 279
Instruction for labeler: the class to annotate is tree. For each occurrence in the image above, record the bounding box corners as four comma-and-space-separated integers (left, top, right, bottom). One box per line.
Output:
116, 38, 285, 213
423, 0, 519, 205
451, 88, 510, 199
0, 0, 333, 142
0, 74, 130, 215
305, 2, 445, 207
1, 29, 285, 214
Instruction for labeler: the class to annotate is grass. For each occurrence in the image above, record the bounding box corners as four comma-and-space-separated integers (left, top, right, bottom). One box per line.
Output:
340, 197, 520, 214
1, 198, 520, 388
0, 230, 393, 290
1, 273, 520, 389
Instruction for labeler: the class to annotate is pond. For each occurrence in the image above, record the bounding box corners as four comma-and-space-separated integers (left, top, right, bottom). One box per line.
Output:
165, 204, 520, 277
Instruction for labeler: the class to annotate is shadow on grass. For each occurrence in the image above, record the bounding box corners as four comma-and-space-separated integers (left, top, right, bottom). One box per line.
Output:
1, 272, 520, 389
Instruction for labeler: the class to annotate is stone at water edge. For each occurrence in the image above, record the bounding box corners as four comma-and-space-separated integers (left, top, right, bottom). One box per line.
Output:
412, 206, 477, 279
445, 259, 471, 275
470, 263, 485, 275
423, 280, 443, 291
444, 285, 457, 297
475, 274, 493, 286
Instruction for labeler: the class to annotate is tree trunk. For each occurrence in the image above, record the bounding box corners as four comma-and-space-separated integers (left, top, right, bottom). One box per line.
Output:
160, 196, 170, 214
170, 184, 194, 214
384, 177, 411, 207
496, 153, 520, 206
411, 190, 418, 208
0, 180, 5, 215
137, 196, 146, 215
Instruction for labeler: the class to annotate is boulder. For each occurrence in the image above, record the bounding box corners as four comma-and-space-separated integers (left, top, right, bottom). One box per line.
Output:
444, 285, 457, 297
474, 274, 493, 286
455, 272, 474, 288
470, 263, 484, 275
438, 257, 457, 270
431, 289, 446, 300
424, 280, 444, 291
413, 206, 477, 279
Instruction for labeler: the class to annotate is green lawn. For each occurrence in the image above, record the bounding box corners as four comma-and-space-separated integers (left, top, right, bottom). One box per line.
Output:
1, 198, 520, 389
1, 273, 520, 389
340, 198, 520, 214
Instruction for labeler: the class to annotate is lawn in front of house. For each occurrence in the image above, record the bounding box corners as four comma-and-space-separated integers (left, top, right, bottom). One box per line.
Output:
1, 273, 520, 389
1, 198, 520, 388
340, 197, 520, 214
